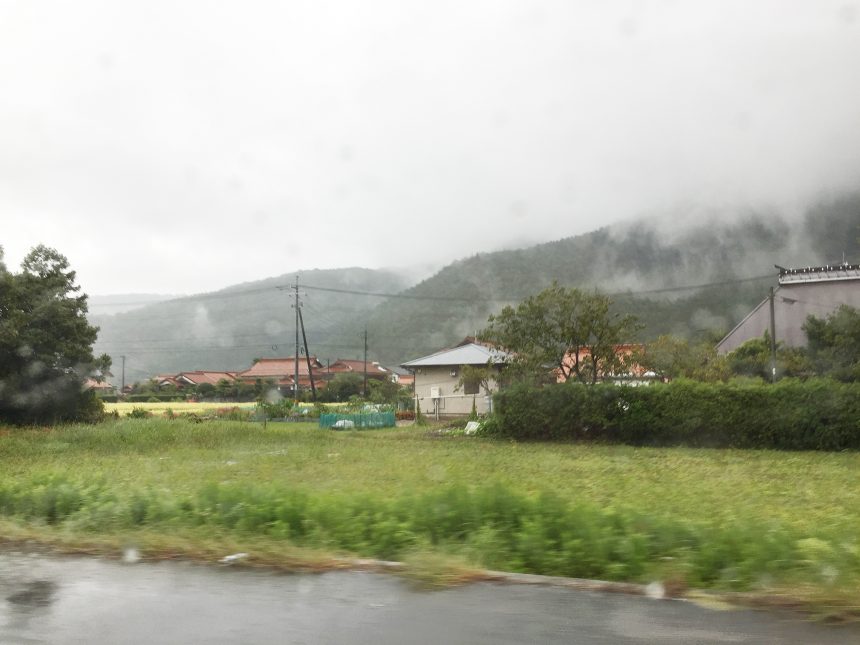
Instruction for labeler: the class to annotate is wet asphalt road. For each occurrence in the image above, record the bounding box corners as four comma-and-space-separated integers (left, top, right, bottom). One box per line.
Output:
0, 551, 857, 644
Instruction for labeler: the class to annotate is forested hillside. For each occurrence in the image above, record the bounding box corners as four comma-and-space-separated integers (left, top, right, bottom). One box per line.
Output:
347, 191, 860, 364
92, 191, 859, 381
91, 268, 411, 384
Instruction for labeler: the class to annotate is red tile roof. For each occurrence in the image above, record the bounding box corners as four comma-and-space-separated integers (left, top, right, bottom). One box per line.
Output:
327, 359, 390, 376
83, 378, 115, 391
238, 357, 324, 380
175, 371, 238, 386
556, 344, 650, 382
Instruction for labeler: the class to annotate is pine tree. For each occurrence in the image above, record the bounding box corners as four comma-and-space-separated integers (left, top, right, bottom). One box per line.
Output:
0, 245, 110, 424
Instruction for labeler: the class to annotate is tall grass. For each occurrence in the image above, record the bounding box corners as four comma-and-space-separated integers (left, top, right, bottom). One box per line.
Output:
1, 418, 859, 602
0, 473, 856, 593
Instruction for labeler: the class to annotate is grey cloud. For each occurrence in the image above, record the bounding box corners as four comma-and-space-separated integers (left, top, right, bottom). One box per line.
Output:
1, 0, 858, 294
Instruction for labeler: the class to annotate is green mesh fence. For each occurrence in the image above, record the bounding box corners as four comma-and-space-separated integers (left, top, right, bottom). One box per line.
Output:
319, 412, 396, 429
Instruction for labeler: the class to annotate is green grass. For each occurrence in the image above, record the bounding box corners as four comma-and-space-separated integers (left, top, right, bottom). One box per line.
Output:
0, 418, 858, 616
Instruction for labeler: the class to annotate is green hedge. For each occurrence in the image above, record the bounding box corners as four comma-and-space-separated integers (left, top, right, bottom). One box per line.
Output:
489, 379, 860, 450
126, 394, 186, 403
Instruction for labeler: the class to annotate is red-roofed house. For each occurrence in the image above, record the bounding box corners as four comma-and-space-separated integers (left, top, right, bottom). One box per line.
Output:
154, 374, 181, 389
326, 359, 393, 381
83, 378, 116, 395
555, 344, 655, 384
238, 356, 325, 394
395, 373, 414, 388
174, 371, 238, 387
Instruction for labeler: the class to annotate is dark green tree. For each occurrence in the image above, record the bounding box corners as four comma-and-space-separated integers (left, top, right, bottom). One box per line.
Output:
212, 378, 255, 401
320, 373, 364, 402
803, 305, 860, 381
726, 332, 812, 380
639, 335, 729, 381
482, 283, 641, 384
367, 377, 399, 404
726, 336, 772, 379
196, 382, 216, 399
0, 245, 110, 424
130, 378, 161, 395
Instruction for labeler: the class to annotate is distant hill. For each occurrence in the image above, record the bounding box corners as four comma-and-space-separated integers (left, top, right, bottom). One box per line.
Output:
88, 294, 175, 316
339, 190, 860, 365
91, 190, 860, 383
91, 268, 412, 384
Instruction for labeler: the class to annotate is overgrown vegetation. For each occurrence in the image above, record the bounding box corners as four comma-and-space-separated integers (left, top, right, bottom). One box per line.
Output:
490, 379, 860, 450
0, 419, 857, 614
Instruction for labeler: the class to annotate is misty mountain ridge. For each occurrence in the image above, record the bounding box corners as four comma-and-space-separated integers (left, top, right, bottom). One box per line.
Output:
87, 294, 177, 316
90, 267, 414, 384
90, 190, 860, 384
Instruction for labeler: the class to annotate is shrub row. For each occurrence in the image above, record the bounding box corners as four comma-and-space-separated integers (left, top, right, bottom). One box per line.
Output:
0, 475, 855, 589
126, 394, 186, 403
489, 378, 860, 450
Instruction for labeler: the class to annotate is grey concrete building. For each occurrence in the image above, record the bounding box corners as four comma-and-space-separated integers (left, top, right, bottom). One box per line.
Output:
717, 264, 860, 354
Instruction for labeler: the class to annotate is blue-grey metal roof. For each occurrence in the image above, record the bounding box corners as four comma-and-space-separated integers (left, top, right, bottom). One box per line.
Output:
401, 343, 510, 368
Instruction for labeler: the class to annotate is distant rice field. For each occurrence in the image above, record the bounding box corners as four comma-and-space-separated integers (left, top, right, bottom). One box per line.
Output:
105, 401, 259, 416
103, 401, 343, 417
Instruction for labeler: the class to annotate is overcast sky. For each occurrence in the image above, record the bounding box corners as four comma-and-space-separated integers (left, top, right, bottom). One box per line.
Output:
2, 0, 859, 296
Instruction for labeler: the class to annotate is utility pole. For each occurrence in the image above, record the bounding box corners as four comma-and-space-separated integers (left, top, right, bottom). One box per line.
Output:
298, 306, 317, 401
363, 328, 368, 398
293, 276, 300, 401
121, 355, 126, 393
768, 287, 777, 384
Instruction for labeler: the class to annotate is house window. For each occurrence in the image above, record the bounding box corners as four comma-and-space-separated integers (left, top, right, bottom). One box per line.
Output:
463, 376, 480, 395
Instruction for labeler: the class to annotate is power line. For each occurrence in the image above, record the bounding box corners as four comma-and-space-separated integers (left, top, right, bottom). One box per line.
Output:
90, 272, 776, 316
93, 274, 772, 350
607, 274, 773, 297
300, 284, 489, 302
93, 273, 779, 368
99, 340, 427, 354
89, 272, 777, 390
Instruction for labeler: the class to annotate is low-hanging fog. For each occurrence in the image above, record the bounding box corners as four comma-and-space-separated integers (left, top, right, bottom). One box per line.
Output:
2, 0, 860, 297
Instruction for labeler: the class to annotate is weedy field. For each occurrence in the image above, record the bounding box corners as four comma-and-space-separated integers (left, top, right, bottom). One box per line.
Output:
0, 418, 858, 617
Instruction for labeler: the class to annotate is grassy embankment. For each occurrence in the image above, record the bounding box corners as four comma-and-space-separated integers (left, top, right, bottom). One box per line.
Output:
0, 418, 858, 617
